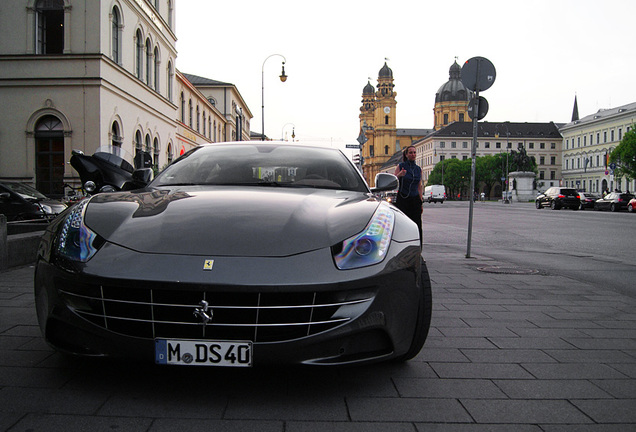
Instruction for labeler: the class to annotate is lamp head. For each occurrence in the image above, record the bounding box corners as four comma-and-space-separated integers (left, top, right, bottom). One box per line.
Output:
279, 62, 287, 82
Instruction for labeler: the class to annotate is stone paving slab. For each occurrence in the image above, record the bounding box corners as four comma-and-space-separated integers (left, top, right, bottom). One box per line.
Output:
0, 251, 634, 431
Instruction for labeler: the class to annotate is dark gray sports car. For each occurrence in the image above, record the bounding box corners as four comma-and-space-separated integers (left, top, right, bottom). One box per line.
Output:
34, 142, 431, 366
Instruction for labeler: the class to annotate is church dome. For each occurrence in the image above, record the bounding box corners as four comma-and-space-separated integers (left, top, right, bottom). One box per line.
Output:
435, 60, 471, 103
379, 62, 393, 78
363, 81, 375, 95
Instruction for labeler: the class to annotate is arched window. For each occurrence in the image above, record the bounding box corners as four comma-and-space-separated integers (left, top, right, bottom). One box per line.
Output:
153, 137, 160, 169
145, 134, 151, 154
134, 130, 143, 153
202, 112, 206, 136
35, 115, 65, 196
111, 121, 122, 147
154, 46, 160, 92
208, 118, 212, 140
189, 100, 193, 128
111, 6, 121, 63
385, 145, 389, 155
145, 39, 152, 86
180, 92, 185, 123
196, 106, 200, 132
35, 0, 64, 54
167, 142, 173, 164
167, 0, 173, 29
213, 120, 217, 142
167, 61, 174, 102
135, 30, 143, 79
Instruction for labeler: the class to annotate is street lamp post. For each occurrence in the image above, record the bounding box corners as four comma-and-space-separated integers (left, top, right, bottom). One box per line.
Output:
261, 54, 287, 141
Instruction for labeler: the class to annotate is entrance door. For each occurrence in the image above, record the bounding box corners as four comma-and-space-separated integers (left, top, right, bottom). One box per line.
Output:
35, 115, 65, 197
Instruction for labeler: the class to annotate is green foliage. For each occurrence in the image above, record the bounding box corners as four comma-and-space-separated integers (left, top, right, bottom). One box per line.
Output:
610, 125, 636, 181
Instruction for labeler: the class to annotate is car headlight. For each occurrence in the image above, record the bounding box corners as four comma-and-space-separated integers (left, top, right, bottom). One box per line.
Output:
333, 203, 394, 270
40, 204, 53, 214
56, 198, 99, 262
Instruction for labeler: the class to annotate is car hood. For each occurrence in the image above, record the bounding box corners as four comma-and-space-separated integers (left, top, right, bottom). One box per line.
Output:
84, 187, 379, 257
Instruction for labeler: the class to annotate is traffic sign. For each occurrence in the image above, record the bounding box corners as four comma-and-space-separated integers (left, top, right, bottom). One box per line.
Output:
467, 96, 489, 120
346, 144, 360, 149
461, 57, 496, 92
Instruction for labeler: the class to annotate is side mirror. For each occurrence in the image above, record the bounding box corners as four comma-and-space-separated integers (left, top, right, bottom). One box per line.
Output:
132, 168, 153, 185
371, 172, 399, 192
0, 192, 11, 200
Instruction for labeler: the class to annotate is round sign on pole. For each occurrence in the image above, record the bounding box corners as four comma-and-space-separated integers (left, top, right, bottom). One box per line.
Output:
461, 57, 496, 92
467, 96, 489, 120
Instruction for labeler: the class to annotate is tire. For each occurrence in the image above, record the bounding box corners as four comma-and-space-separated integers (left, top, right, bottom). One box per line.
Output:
536, 201, 541, 209
611, 203, 617, 212
395, 257, 432, 362
629, 204, 634, 213
551, 200, 558, 210
579, 203, 585, 210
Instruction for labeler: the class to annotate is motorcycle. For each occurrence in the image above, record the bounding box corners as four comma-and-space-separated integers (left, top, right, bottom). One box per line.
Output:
70, 146, 154, 196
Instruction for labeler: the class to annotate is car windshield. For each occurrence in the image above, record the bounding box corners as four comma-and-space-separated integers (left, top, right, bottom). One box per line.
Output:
151, 143, 369, 193
1, 182, 47, 200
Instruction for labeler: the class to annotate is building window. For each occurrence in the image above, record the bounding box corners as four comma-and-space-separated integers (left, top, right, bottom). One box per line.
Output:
145, 134, 151, 154
462, 142, 468, 149
540, 143, 545, 149
145, 39, 152, 86
196, 106, 200, 132
540, 156, 545, 165
459, 113, 464, 122
604, 131, 607, 142
551, 142, 556, 149
583, 136, 587, 146
154, 46, 160, 92
529, 142, 534, 149
189, 100, 193, 128
485, 142, 490, 148
451, 142, 456, 148
385, 145, 389, 154
153, 138, 160, 169
167, 62, 173, 102
111, 7, 121, 63
439, 142, 445, 148
577, 137, 580, 147
35, 0, 64, 54
540, 171, 545, 180
611, 130, 615, 141
518, 143, 523, 149
443, 114, 448, 125
167, 142, 173, 164
111, 121, 122, 148
208, 118, 212, 140
135, 130, 143, 153
135, 30, 143, 79
496, 142, 501, 149
550, 171, 556, 180
202, 112, 206, 136
168, 0, 174, 28
619, 128, 622, 140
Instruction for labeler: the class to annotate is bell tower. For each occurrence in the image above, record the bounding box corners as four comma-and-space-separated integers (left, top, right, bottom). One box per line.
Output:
359, 62, 398, 186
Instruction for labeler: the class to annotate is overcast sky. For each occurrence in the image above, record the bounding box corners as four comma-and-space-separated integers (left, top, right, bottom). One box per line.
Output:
175, 0, 636, 146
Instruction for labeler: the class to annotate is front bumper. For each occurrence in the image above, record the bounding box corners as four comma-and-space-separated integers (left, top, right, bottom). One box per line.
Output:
34, 241, 423, 366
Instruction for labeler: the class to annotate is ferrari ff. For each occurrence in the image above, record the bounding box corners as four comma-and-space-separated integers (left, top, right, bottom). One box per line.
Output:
34, 142, 431, 367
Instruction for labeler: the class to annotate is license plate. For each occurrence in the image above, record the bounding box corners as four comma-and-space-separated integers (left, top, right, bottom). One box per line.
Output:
155, 339, 252, 367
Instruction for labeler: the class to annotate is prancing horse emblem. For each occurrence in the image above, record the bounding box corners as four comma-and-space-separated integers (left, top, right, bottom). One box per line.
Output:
193, 300, 213, 325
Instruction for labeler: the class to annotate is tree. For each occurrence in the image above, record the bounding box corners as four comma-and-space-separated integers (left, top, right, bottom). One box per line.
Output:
610, 125, 636, 183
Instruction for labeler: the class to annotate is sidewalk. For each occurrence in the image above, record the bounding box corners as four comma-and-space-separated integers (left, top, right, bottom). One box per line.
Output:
0, 248, 635, 430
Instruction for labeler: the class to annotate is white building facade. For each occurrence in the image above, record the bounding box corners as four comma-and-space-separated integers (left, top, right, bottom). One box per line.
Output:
560, 102, 636, 194
0, 0, 179, 196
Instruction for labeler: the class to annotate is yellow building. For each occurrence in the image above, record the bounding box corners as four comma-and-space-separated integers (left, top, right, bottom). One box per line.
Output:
433, 60, 472, 130
359, 63, 398, 186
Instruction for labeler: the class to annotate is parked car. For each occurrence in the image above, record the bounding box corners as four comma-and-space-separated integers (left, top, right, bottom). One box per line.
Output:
628, 198, 636, 213
594, 192, 635, 212
0, 181, 67, 221
34, 142, 432, 367
535, 187, 580, 210
578, 192, 599, 210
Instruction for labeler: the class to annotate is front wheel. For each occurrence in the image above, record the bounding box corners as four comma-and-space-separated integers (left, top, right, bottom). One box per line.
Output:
395, 258, 432, 362
611, 203, 617, 212
551, 201, 558, 210
629, 205, 634, 213
536, 201, 541, 209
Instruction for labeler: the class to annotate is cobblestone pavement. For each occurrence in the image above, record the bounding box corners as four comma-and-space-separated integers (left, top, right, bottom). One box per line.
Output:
0, 247, 635, 431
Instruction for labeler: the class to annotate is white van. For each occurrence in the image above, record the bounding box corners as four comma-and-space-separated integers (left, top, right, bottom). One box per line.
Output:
424, 185, 446, 203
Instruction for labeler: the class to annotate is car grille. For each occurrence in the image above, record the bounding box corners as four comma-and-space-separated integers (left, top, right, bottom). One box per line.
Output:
58, 281, 375, 343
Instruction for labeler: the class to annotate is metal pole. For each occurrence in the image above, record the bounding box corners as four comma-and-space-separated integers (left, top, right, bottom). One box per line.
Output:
261, 54, 286, 141
466, 90, 479, 258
